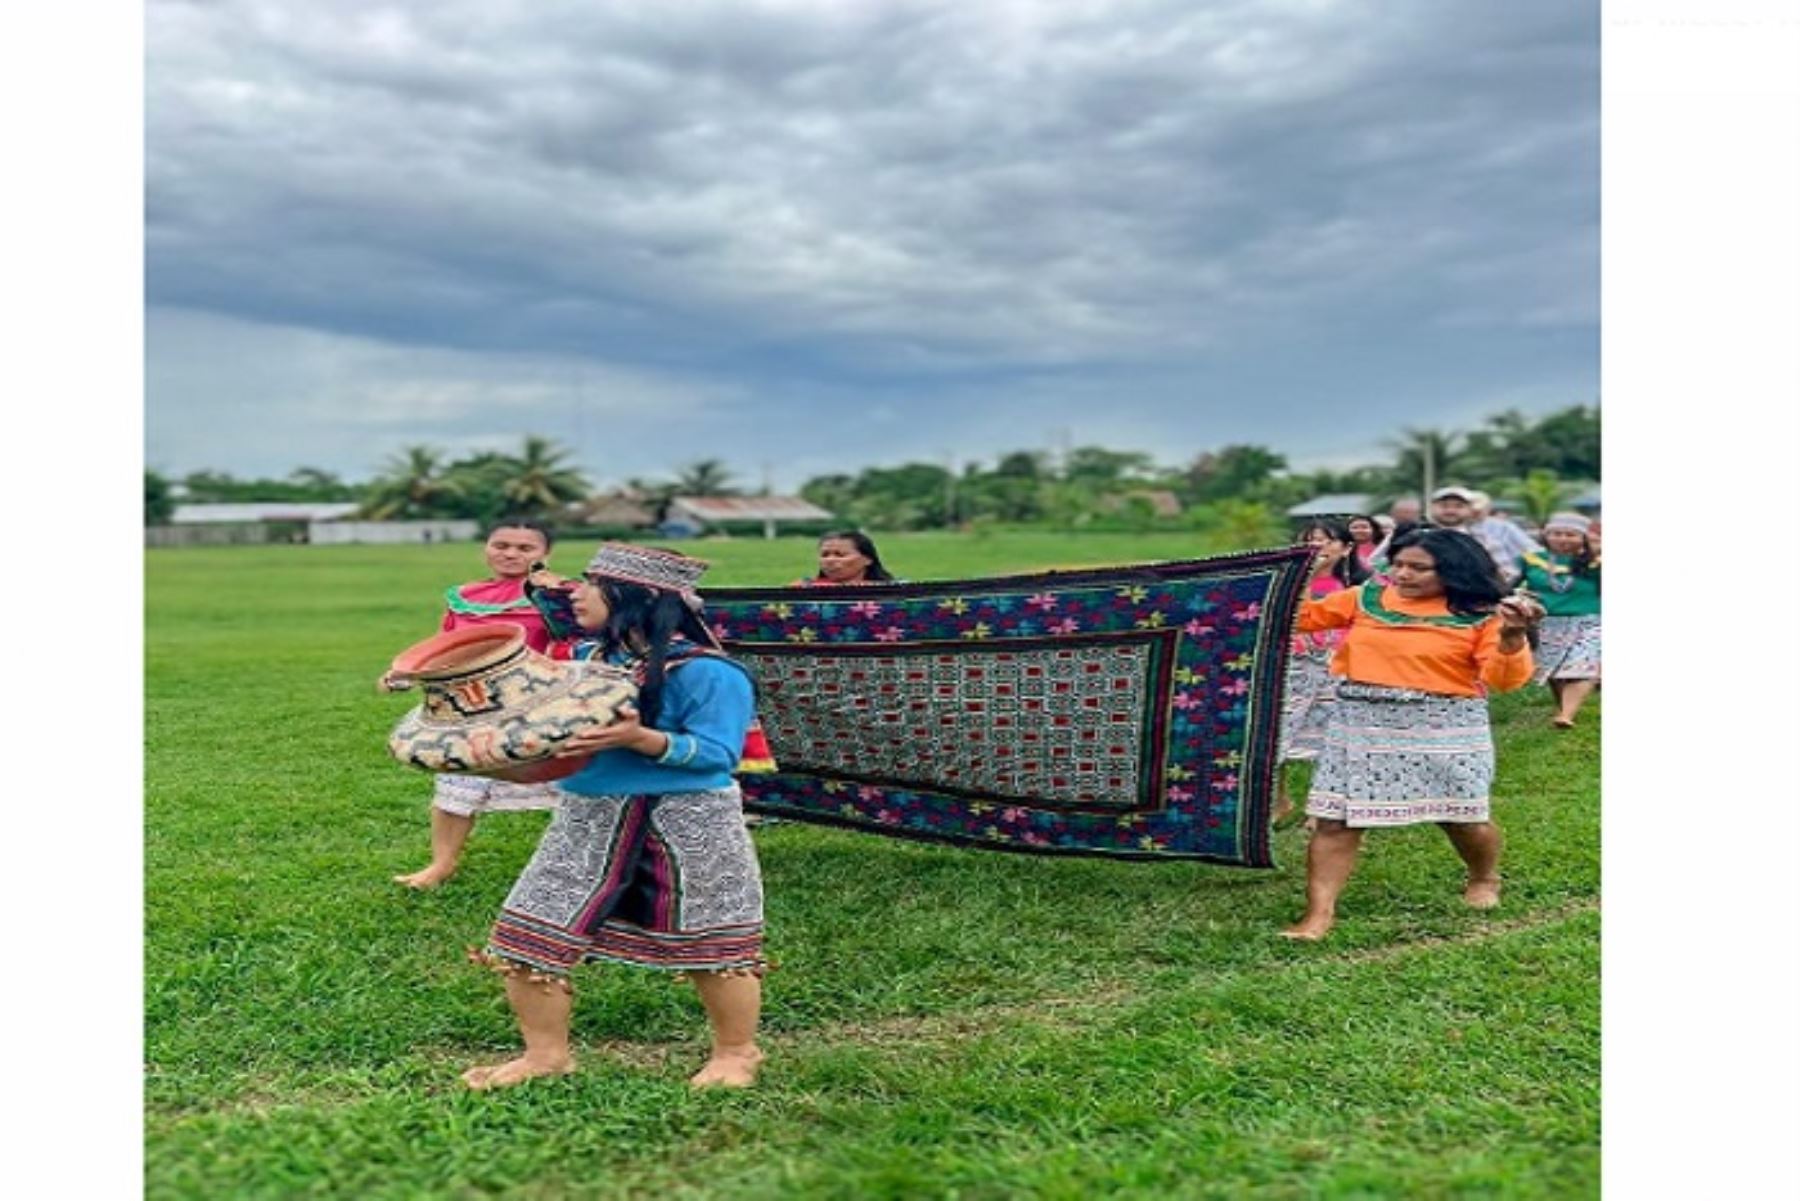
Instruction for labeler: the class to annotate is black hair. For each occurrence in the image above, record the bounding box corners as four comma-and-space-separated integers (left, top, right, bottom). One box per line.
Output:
1387, 528, 1507, 616
1346, 514, 1381, 543
592, 580, 718, 725
817, 529, 896, 582
1297, 518, 1371, 587
485, 519, 554, 550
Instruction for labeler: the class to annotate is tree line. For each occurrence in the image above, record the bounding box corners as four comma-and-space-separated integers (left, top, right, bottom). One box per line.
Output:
146, 405, 1598, 537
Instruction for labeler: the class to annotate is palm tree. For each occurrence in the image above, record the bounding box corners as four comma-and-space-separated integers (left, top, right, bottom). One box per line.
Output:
673, 459, 741, 497
499, 436, 590, 518
1509, 469, 1578, 527
1384, 427, 1467, 501
360, 446, 464, 519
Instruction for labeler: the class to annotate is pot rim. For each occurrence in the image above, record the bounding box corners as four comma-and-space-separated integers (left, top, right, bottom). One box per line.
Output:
389, 625, 528, 681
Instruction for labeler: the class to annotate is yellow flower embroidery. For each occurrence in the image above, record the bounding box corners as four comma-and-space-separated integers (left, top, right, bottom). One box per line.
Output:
786, 628, 818, 643
1135, 612, 1167, 629
1118, 585, 1149, 603
961, 622, 992, 639
939, 597, 969, 615
1227, 653, 1254, 671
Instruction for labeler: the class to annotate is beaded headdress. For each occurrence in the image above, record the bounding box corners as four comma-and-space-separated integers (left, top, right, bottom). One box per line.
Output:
584, 543, 710, 601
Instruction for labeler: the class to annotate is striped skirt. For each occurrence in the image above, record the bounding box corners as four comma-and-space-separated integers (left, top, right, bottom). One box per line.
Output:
1532, 615, 1602, 684
1305, 683, 1494, 828
1278, 647, 1339, 763
431, 773, 561, 817
482, 785, 765, 977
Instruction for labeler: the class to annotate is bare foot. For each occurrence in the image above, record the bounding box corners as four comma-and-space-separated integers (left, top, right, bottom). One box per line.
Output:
1551, 716, 1574, 729
394, 865, 456, 890
1280, 914, 1334, 941
460, 1054, 575, 1091
690, 1046, 764, 1089
1463, 877, 1502, 909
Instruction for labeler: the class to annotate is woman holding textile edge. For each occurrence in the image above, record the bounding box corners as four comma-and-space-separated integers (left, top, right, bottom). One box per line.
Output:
1281, 528, 1543, 941
1518, 512, 1601, 729
1273, 518, 1368, 827
798, 530, 897, 585
463, 543, 771, 1091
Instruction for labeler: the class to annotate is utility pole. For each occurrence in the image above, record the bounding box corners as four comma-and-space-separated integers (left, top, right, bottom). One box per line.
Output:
942, 448, 958, 530
1422, 438, 1436, 505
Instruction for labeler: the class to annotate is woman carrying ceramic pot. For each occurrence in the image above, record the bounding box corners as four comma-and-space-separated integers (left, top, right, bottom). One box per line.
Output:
462, 543, 770, 1091
386, 521, 563, 890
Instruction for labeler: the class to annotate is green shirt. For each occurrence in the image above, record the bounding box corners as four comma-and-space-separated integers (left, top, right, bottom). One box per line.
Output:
1519, 553, 1601, 617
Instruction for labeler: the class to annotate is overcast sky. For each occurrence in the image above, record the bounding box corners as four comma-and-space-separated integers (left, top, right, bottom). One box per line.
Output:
146, 0, 1597, 491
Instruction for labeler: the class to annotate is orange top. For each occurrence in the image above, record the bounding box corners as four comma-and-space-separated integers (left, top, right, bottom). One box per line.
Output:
1296, 584, 1533, 698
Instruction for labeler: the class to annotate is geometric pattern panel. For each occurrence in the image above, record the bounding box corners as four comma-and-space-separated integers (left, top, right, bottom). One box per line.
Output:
738, 640, 1161, 809
705, 547, 1316, 868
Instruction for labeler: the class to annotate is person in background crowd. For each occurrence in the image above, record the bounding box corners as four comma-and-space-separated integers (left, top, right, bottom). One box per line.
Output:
1430, 486, 1539, 583
1280, 527, 1543, 941
1274, 518, 1370, 826
385, 522, 563, 890
1388, 496, 1423, 526
1518, 513, 1602, 729
1346, 514, 1382, 570
798, 530, 898, 586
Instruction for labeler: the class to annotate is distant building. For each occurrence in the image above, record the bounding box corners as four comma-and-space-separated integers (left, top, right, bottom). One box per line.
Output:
563, 495, 658, 530
1568, 485, 1601, 516
152, 502, 476, 547
1286, 493, 1375, 519
666, 496, 834, 540
170, 502, 362, 525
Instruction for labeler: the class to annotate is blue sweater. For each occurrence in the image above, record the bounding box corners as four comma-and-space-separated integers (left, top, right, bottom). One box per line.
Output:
560, 654, 755, 797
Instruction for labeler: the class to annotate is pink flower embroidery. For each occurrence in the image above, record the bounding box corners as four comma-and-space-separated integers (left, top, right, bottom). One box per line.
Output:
850, 601, 883, 620
1183, 620, 1215, 638
1172, 690, 1205, 711
874, 625, 905, 642
1051, 618, 1080, 635
1027, 592, 1059, 611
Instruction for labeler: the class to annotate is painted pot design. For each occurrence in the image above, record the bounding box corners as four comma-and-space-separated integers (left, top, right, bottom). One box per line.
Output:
386, 625, 636, 784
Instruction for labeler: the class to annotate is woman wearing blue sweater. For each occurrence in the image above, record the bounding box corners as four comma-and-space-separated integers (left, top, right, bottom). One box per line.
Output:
463, 544, 768, 1091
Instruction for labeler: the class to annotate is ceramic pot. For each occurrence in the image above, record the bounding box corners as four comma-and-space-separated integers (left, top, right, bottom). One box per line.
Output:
386, 625, 636, 784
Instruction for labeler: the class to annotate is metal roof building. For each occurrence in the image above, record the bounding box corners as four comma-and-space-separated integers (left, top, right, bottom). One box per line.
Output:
668, 496, 834, 539
1285, 493, 1375, 519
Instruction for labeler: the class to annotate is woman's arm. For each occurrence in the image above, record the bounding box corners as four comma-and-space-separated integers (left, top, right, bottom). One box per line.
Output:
1295, 586, 1359, 634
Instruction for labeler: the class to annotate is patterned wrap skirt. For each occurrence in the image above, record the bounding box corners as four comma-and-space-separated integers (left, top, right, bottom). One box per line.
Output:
1305, 683, 1494, 828
431, 773, 561, 817
484, 785, 765, 977
1531, 615, 1602, 684
1278, 647, 1339, 763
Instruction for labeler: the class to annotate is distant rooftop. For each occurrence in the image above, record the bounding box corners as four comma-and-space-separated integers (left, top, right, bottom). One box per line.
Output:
1286, 493, 1374, 518
170, 502, 362, 524
669, 496, 833, 522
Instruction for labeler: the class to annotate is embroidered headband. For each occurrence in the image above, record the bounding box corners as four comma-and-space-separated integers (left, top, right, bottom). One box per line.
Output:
584, 542, 710, 601
1542, 513, 1592, 536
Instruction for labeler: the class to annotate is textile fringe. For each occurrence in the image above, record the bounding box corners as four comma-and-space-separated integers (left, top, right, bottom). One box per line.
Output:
467, 946, 574, 994
674, 960, 775, 985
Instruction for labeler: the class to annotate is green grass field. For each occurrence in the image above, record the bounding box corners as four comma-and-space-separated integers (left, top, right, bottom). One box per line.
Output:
146, 534, 1599, 1199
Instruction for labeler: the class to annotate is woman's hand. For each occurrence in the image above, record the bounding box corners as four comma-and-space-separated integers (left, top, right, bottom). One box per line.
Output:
554, 705, 669, 758
1494, 594, 1544, 634
377, 670, 413, 693
527, 569, 574, 591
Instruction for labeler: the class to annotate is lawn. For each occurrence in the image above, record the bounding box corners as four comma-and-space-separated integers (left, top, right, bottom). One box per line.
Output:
145, 533, 1600, 1199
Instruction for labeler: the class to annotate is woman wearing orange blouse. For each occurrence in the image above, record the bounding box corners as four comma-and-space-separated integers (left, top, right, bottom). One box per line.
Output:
1282, 528, 1543, 941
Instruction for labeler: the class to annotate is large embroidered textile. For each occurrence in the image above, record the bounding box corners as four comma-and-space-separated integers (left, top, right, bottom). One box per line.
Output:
705, 549, 1314, 867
